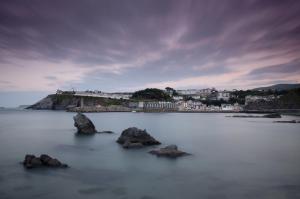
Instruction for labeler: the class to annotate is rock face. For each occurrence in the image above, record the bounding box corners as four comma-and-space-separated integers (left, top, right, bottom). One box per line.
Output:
73, 113, 96, 134
27, 96, 54, 110
149, 145, 189, 158
116, 127, 160, 148
23, 154, 68, 169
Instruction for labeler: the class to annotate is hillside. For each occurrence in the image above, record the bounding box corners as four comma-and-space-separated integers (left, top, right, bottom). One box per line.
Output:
131, 88, 171, 101
245, 88, 300, 110
27, 94, 128, 110
253, 83, 300, 91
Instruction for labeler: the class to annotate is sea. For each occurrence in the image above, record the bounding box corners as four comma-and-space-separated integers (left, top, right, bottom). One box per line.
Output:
0, 109, 299, 199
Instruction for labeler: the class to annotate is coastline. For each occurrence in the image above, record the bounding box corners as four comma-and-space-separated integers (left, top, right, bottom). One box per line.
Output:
64, 108, 300, 114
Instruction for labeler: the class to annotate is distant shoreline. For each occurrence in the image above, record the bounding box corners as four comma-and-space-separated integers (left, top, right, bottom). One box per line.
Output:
64, 109, 300, 114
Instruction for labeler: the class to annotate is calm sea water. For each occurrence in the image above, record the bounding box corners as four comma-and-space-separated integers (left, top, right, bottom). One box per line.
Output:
0, 110, 299, 199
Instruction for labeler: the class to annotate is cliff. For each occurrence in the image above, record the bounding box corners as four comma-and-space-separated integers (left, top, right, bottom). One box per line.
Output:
27, 94, 129, 110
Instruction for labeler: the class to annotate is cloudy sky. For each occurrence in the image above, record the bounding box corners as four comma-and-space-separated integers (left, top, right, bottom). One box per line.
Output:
0, 0, 300, 106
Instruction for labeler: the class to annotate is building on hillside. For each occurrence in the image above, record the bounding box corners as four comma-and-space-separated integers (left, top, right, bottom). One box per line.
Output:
217, 91, 231, 101
74, 91, 132, 99
176, 88, 215, 97
245, 95, 277, 105
173, 96, 184, 101
207, 90, 218, 101
56, 89, 63, 94
143, 101, 178, 111
221, 104, 234, 111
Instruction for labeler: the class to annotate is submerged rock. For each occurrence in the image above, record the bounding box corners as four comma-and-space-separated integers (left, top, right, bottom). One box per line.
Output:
23, 154, 68, 169
149, 145, 189, 158
98, 130, 114, 134
230, 113, 282, 118
274, 120, 299, 123
116, 127, 160, 148
73, 113, 96, 134
262, 113, 281, 118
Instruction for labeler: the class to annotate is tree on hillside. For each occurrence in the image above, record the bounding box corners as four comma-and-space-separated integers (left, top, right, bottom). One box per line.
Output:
131, 88, 172, 101
165, 87, 178, 96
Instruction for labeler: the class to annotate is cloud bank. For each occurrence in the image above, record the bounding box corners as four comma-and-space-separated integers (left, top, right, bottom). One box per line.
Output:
0, 0, 299, 92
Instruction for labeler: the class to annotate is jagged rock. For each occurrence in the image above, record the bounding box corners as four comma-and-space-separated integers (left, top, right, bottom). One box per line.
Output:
149, 145, 189, 158
116, 127, 160, 148
23, 154, 68, 169
73, 113, 96, 134
23, 155, 42, 168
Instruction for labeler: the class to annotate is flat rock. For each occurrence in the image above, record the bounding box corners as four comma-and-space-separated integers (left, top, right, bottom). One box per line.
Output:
73, 113, 96, 134
98, 130, 114, 134
149, 145, 189, 158
230, 113, 282, 118
274, 120, 300, 123
23, 154, 68, 169
262, 113, 281, 118
116, 127, 160, 149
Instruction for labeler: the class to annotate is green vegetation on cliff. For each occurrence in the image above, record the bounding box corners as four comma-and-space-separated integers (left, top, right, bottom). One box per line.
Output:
245, 88, 300, 110
131, 88, 171, 101
28, 94, 128, 110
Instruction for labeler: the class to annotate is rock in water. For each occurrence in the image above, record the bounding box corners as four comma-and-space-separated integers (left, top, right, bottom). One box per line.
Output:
262, 113, 281, 118
98, 130, 114, 134
23, 154, 68, 169
149, 145, 189, 158
73, 113, 96, 134
116, 127, 160, 148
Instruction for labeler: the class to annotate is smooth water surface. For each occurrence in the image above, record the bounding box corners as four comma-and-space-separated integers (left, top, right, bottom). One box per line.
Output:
0, 110, 299, 199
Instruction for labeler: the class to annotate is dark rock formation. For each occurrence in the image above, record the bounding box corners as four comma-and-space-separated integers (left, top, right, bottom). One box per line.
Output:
23, 154, 68, 169
73, 113, 96, 134
230, 113, 281, 118
262, 113, 281, 118
27, 96, 54, 110
274, 120, 300, 123
27, 94, 130, 111
98, 130, 114, 134
116, 127, 160, 148
149, 145, 189, 158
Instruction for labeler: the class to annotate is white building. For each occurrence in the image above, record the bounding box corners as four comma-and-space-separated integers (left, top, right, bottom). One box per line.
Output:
74, 91, 132, 100
138, 101, 144, 108
221, 104, 234, 111
173, 96, 184, 101
217, 91, 230, 101
176, 88, 215, 96
143, 101, 178, 110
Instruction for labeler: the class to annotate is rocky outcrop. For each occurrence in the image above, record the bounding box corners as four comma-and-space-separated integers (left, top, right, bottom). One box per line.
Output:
116, 127, 160, 148
27, 94, 130, 111
230, 113, 281, 118
27, 95, 54, 110
98, 130, 114, 134
149, 145, 189, 158
262, 113, 281, 118
73, 113, 96, 134
274, 120, 300, 123
23, 154, 68, 169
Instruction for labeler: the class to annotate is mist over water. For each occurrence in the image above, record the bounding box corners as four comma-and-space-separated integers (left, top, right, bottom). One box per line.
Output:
0, 110, 300, 199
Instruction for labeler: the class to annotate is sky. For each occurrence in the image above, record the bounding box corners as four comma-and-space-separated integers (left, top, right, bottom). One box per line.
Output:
0, 0, 300, 107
